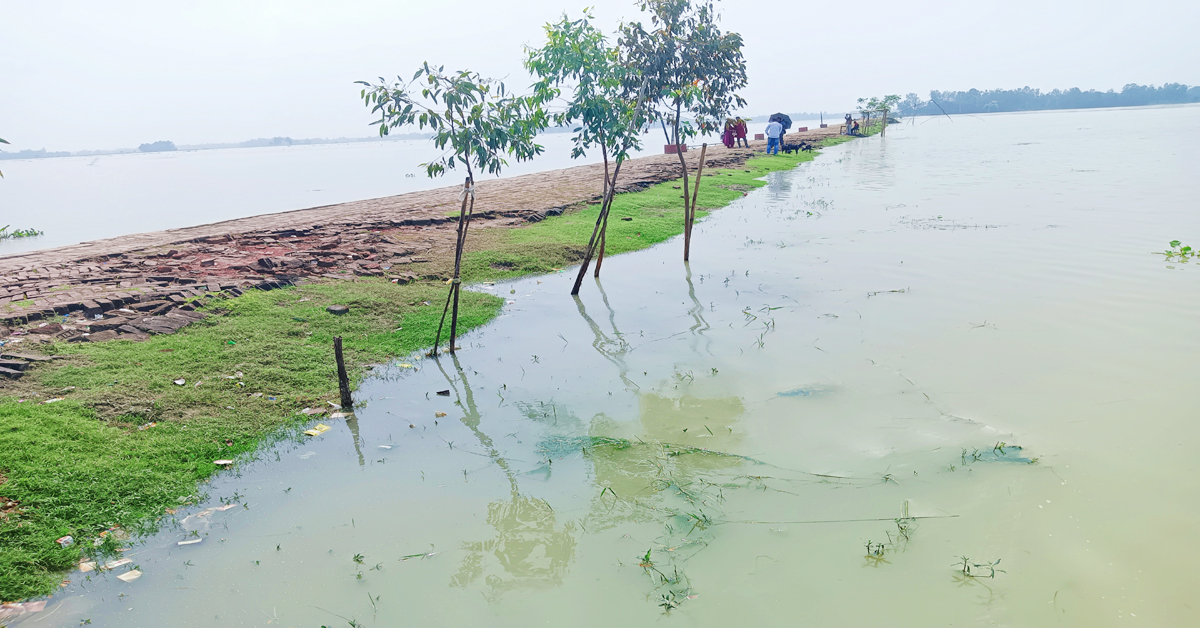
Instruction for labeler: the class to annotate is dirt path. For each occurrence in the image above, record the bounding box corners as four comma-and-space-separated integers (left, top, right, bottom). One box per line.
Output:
0, 128, 842, 341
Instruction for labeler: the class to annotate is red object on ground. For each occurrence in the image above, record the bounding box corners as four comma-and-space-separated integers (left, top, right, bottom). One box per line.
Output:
754, 133, 765, 140
796, 127, 808, 132
664, 144, 688, 154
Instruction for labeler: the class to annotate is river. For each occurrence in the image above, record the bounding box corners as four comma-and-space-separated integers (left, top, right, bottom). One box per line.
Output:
10, 105, 1200, 626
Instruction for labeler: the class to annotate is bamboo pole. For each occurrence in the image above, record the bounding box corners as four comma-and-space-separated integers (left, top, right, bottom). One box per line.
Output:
689, 144, 708, 225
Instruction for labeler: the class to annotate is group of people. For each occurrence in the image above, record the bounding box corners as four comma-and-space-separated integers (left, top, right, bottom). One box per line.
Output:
721, 117, 750, 149
722, 114, 794, 155
843, 113, 861, 136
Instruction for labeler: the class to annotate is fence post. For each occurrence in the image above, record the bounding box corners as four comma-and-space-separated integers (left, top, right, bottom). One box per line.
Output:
333, 336, 353, 409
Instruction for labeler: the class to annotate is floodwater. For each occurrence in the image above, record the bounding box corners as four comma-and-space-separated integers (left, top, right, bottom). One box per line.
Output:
12, 105, 1200, 627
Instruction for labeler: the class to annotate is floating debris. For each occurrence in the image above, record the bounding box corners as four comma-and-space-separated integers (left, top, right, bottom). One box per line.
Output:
178, 538, 202, 546
303, 424, 331, 437
213, 459, 234, 466
116, 569, 142, 582
55, 535, 74, 548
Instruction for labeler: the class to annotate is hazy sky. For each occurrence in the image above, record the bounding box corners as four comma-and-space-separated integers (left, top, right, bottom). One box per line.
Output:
3, 0, 1196, 151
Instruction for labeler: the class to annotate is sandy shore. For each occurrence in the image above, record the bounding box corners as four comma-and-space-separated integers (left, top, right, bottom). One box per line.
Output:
0, 127, 842, 332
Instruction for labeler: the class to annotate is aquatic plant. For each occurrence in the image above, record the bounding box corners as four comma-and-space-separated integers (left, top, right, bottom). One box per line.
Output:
954, 556, 1006, 579
1162, 240, 1195, 261
0, 225, 44, 241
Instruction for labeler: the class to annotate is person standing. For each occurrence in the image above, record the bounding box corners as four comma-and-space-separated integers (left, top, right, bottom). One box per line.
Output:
734, 117, 748, 148
722, 118, 736, 148
844, 113, 853, 135
765, 118, 783, 155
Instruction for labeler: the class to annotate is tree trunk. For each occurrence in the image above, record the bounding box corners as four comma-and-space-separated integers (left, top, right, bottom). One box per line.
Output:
434, 172, 475, 355
672, 104, 693, 262
571, 159, 623, 295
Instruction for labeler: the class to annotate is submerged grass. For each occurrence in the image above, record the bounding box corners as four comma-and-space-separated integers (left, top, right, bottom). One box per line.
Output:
0, 139, 847, 601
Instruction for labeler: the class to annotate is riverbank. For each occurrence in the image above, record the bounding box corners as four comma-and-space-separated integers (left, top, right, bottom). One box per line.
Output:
0, 130, 855, 601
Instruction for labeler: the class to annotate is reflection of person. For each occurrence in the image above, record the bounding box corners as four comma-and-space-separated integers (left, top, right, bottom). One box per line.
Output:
765, 119, 783, 154
734, 118, 748, 148
722, 118, 736, 148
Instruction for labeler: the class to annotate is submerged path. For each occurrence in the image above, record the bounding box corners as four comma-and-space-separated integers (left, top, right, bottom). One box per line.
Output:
0, 128, 840, 338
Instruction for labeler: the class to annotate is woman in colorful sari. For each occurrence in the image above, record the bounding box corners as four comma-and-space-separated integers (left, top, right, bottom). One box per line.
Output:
722, 118, 736, 148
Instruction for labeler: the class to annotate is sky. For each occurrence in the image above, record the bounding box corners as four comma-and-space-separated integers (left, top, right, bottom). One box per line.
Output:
3, 0, 1197, 152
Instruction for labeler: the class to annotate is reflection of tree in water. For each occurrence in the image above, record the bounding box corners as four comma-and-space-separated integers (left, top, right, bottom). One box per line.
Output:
433, 356, 578, 600
450, 495, 577, 598
684, 265, 713, 356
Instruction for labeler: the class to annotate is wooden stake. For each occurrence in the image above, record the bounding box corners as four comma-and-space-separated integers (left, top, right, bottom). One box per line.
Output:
684, 143, 708, 261
333, 336, 352, 409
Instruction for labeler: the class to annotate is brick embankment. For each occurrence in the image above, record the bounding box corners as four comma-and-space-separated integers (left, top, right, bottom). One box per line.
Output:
0, 128, 842, 349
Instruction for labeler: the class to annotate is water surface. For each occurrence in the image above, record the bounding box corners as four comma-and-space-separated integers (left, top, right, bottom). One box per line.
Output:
13, 105, 1200, 627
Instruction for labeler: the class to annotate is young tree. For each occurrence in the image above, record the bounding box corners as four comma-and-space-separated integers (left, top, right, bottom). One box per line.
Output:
856, 94, 901, 133
620, 0, 747, 262
525, 11, 648, 295
358, 65, 548, 354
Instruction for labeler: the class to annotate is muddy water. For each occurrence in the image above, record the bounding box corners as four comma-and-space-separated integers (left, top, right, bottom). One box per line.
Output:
16, 104, 1200, 627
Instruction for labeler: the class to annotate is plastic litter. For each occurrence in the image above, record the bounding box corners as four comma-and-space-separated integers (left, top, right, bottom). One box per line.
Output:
43, 397, 65, 404
116, 569, 142, 582
178, 538, 202, 546
104, 558, 132, 569
213, 459, 234, 465
378, 445, 394, 450
56, 535, 74, 547
79, 561, 97, 572
436, 390, 450, 396
138, 422, 158, 430
329, 412, 349, 419
303, 424, 331, 436
173, 379, 186, 386
435, 412, 447, 418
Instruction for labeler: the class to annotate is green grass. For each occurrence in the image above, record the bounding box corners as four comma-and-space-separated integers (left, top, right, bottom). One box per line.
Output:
0, 281, 500, 600
459, 149, 828, 281
0, 138, 848, 602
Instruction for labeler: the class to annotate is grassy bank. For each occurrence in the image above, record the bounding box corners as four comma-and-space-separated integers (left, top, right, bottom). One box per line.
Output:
0, 141, 843, 601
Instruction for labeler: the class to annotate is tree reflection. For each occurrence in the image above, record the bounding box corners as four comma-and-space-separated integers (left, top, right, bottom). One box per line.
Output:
433, 354, 579, 599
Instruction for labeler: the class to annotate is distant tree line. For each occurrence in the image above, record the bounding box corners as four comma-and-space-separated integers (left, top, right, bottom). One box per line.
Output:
0, 147, 72, 161
138, 140, 177, 152
898, 83, 1199, 117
